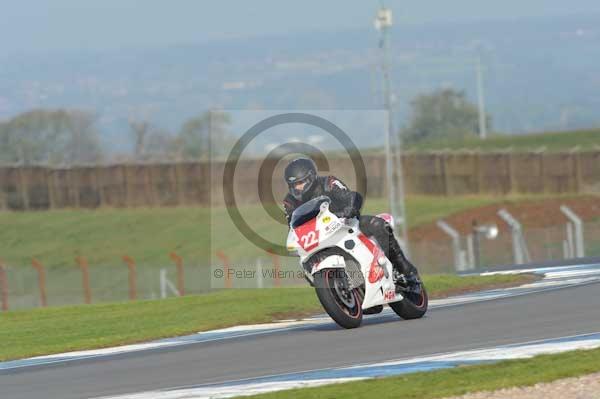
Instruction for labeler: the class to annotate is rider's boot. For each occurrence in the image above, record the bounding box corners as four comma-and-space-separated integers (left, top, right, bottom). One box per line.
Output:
388, 237, 420, 289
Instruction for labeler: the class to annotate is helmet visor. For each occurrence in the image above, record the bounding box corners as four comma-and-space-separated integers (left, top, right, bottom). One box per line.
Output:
288, 173, 315, 199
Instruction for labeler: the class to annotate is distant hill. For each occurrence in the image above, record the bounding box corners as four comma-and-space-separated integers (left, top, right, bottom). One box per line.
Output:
2, 13, 600, 153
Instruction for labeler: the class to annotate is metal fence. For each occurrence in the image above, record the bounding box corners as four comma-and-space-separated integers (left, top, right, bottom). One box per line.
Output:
1, 216, 598, 311
0, 255, 307, 311
414, 216, 600, 274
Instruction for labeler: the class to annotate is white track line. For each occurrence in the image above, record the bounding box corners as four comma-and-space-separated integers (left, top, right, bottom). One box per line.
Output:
96, 332, 600, 399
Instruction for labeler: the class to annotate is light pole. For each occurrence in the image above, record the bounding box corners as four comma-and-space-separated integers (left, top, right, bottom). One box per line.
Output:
476, 50, 488, 139
375, 6, 409, 249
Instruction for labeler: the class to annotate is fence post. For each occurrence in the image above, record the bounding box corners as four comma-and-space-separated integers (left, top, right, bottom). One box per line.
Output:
216, 251, 232, 289
562, 240, 571, 259
145, 166, 157, 207
0, 261, 8, 311
93, 167, 106, 208
174, 163, 186, 206
571, 149, 583, 193
169, 252, 185, 296
560, 205, 585, 258
476, 153, 485, 194
160, 269, 180, 298
69, 168, 81, 208
76, 256, 92, 304
19, 167, 31, 210
31, 258, 47, 307
539, 151, 547, 194
437, 220, 466, 272
565, 222, 575, 258
498, 209, 531, 264
122, 255, 137, 300
507, 153, 517, 194
466, 234, 475, 270
256, 258, 264, 288
47, 169, 57, 210
440, 153, 450, 196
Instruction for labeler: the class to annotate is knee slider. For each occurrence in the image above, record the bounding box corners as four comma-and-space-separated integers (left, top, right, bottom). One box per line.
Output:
369, 217, 394, 236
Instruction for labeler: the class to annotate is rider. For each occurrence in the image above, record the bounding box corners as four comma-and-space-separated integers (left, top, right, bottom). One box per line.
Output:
283, 157, 419, 286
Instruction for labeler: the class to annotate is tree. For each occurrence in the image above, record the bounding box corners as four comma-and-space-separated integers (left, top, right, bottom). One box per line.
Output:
129, 120, 151, 160
127, 120, 180, 162
141, 128, 178, 161
0, 109, 102, 165
402, 89, 491, 143
126, 111, 232, 162
63, 110, 102, 164
177, 111, 232, 160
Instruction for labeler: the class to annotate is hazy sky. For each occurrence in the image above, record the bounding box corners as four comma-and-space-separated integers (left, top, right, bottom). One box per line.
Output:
3, 0, 600, 54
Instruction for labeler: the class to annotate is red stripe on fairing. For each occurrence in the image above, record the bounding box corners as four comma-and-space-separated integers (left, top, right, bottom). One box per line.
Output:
294, 218, 320, 251
358, 234, 385, 283
358, 233, 376, 252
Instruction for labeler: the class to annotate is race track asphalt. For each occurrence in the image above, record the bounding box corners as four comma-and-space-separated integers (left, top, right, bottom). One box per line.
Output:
2, 278, 599, 399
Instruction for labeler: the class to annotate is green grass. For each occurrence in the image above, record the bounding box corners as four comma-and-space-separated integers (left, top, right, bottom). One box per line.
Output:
0, 273, 528, 361
0, 196, 503, 269
407, 128, 600, 152
247, 347, 600, 399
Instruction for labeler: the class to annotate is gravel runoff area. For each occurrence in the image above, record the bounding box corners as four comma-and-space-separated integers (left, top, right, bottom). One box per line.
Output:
445, 372, 600, 399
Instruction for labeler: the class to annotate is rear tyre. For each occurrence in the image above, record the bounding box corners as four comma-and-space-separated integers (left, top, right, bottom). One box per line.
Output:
389, 277, 428, 320
314, 269, 363, 329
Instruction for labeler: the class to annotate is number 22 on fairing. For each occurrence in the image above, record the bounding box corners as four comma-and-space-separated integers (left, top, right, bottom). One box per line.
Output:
299, 231, 318, 249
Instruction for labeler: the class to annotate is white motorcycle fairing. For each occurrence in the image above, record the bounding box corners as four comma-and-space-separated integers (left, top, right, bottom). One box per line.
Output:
287, 201, 403, 310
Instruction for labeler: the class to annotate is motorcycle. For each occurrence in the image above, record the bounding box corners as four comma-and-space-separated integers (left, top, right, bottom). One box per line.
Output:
286, 195, 428, 329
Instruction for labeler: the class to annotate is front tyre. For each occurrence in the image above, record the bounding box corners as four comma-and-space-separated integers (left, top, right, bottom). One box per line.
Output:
314, 269, 363, 329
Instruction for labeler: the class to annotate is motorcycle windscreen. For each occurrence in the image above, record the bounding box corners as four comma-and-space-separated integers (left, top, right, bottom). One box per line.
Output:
290, 196, 331, 228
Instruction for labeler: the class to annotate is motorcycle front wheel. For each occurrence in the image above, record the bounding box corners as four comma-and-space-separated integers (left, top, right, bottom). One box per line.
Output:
314, 268, 363, 329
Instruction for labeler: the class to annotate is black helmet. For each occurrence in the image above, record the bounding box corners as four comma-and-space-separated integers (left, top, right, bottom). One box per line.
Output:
284, 158, 317, 201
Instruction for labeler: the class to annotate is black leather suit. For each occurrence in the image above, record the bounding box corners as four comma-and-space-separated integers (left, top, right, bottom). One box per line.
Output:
283, 175, 410, 272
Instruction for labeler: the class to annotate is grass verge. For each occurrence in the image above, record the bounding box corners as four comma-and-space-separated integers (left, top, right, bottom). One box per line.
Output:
247, 347, 600, 399
0, 273, 530, 361
0, 194, 568, 269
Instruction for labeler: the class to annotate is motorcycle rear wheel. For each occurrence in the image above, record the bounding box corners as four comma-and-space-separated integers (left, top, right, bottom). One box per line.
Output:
314, 268, 363, 329
389, 279, 428, 320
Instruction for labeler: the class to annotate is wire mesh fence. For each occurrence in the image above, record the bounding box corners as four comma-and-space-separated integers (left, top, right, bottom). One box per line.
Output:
411, 220, 600, 273
0, 256, 308, 311
1, 220, 598, 311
